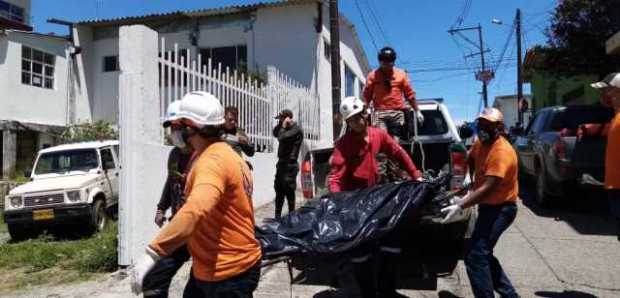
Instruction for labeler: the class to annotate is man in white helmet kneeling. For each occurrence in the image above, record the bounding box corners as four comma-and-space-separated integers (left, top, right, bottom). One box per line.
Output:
131, 91, 262, 298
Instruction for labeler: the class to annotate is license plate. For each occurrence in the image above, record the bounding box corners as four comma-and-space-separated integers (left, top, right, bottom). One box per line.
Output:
33, 209, 54, 221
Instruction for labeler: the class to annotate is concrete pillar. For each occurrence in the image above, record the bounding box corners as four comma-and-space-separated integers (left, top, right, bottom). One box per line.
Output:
118, 25, 170, 266
2, 130, 17, 180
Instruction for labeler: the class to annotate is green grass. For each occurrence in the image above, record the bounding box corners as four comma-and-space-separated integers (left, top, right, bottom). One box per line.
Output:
0, 222, 118, 292
0, 211, 6, 233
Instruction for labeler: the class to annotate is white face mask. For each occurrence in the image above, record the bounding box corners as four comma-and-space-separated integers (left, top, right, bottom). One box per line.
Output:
170, 130, 187, 149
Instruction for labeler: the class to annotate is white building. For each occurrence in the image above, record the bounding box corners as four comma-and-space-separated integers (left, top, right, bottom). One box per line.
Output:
0, 0, 81, 179
70, 0, 370, 142
493, 94, 533, 130
1, 0, 370, 179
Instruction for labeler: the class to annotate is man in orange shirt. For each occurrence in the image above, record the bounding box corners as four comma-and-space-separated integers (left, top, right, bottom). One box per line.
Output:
130, 91, 262, 298
363, 47, 423, 141
441, 108, 519, 298
591, 73, 620, 241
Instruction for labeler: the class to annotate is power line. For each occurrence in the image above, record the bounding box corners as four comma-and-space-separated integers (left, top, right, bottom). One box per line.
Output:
354, 0, 378, 52
364, 0, 391, 46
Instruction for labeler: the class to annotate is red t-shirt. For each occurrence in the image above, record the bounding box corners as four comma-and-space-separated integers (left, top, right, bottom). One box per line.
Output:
328, 127, 421, 192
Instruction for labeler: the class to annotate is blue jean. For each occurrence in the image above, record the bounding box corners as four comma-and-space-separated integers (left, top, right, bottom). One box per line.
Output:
465, 203, 519, 298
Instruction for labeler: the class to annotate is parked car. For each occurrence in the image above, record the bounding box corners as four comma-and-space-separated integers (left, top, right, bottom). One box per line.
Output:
3, 140, 120, 240
300, 100, 474, 244
514, 105, 614, 206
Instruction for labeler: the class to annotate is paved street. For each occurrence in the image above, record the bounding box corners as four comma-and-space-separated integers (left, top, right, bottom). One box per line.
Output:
6, 184, 620, 298
253, 185, 620, 298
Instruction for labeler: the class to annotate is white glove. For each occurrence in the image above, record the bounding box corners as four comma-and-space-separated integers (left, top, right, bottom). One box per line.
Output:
416, 110, 424, 125
450, 195, 466, 206
130, 247, 161, 295
440, 204, 463, 224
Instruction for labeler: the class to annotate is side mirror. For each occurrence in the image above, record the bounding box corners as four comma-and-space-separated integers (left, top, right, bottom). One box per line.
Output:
459, 125, 474, 140
24, 168, 32, 178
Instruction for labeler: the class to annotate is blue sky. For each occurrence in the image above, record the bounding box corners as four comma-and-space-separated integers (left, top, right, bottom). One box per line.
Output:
31, 0, 556, 123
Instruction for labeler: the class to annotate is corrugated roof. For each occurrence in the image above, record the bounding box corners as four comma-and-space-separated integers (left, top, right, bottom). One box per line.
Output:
75, 0, 319, 27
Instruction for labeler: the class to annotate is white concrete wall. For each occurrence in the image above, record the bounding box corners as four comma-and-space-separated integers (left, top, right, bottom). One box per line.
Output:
118, 25, 169, 266
246, 152, 277, 208
0, 32, 69, 126
71, 26, 96, 123
91, 37, 119, 123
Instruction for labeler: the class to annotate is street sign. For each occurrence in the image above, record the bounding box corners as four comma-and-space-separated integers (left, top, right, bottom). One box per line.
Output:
476, 70, 495, 83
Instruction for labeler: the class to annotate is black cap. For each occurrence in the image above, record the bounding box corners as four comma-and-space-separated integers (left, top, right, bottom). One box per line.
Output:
274, 109, 294, 119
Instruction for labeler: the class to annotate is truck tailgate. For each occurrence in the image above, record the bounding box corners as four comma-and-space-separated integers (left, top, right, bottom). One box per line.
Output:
567, 136, 607, 181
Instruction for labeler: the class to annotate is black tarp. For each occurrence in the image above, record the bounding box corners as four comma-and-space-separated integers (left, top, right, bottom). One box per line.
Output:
257, 175, 452, 259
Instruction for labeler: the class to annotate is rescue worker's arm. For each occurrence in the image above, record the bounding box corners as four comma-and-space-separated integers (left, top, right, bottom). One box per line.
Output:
327, 143, 346, 193
237, 128, 256, 157
148, 161, 225, 256
461, 176, 501, 209
403, 72, 417, 110
379, 131, 421, 179
156, 177, 172, 212
362, 72, 375, 105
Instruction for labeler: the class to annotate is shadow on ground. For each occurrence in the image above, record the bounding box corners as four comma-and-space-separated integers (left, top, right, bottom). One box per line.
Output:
518, 180, 617, 236
535, 290, 599, 298
287, 242, 462, 297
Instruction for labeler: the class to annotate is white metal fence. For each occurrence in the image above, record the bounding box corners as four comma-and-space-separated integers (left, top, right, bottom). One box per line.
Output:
157, 38, 321, 151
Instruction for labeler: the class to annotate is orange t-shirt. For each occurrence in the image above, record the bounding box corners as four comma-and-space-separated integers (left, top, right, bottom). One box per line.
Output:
149, 142, 261, 282
469, 137, 519, 205
363, 67, 417, 110
605, 112, 620, 189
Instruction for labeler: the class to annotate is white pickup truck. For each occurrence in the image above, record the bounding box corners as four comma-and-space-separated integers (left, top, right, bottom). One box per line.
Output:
3, 140, 120, 240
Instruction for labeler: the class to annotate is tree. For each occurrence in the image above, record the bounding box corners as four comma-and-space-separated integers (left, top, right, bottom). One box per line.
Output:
60, 121, 118, 143
543, 0, 620, 76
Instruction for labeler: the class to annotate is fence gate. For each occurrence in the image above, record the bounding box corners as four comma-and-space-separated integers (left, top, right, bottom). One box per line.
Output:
118, 25, 322, 266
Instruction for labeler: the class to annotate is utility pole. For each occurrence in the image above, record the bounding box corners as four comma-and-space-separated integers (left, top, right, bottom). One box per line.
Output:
329, 0, 342, 139
477, 24, 488, 107
448, 25, 492, 108
516, 8, 524, 124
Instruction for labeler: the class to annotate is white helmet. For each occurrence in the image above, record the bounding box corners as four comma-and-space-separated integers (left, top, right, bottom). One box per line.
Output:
177, 91, 225, 127
340, 96, 366, 120
162, 100, 181, 128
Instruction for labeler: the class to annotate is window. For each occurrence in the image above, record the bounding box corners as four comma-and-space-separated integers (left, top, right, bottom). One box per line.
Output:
22, 46, 55, 89
199, 45, 247, 70
344, 65, 356, 97
0, 0, 25, 23
34, 150, 99, 175
323, 40, 331, 61
103, 56, 119, 72
100, 149, 115, 170
416, 110, 448, 135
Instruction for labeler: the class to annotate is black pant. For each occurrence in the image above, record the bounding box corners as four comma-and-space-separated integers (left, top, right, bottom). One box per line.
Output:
194, 262, 261, 298
344, 241, 401, 298
274, 161, 298, 219
142, 246, 201, 298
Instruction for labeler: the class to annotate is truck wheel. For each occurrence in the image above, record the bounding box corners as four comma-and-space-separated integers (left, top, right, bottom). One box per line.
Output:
88, 200, 107, 234
7, 224, 35, 242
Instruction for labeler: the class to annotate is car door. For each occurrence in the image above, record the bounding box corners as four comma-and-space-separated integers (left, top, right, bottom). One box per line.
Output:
518, 112, 546, 175
100, 148, 119, 207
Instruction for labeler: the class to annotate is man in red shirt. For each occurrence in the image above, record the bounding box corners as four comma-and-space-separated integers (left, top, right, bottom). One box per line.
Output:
328, 96, 421, 298
363, 47, 423, 141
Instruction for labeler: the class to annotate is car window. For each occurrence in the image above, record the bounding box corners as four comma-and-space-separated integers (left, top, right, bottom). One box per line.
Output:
100, 149, 116, 170
35, 149, 99, 175
528, 112, 546, 135
417, 110, 448, 135
549, 107, 614, 130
